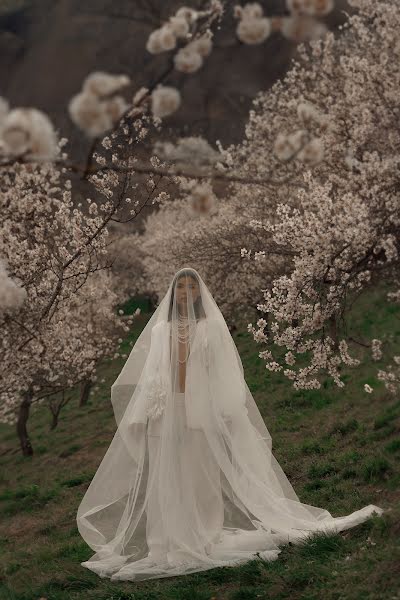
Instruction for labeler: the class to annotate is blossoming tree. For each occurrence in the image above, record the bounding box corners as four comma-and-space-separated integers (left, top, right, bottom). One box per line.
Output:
0, 160, 132, 454
231, 0, 400, 391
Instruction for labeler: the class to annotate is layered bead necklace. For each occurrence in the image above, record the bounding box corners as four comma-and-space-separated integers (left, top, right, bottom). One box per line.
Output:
176, 313, 197, 363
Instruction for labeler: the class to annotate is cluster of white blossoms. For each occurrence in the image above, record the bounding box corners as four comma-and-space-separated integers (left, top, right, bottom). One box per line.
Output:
146, 7, 196, 54
371, 339, 383, 361
377, 356, 400, 394
233, 1, 333, 45
274, 131, 324, 164
286, 0, 334, 17
280, 15, 328, 43
0, 160, 133, 440
149, 32, 213, 119
0, 97, 58, 160
146, 5, 218, 119
273, 101, 326, 164
174, 32, 213, 73
154, 136, 220, 166
69, 71, 130, 137
0, 259, 26, 314
145, 1, 332, 121
151, 86, 182, 119
234, 3, 271, 45
147, 5, 213, 73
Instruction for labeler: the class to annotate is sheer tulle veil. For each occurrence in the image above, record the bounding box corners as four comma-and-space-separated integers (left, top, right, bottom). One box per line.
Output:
77, 267, 384, 580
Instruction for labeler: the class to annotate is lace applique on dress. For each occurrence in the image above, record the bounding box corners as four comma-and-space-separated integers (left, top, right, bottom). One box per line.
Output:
145, 376, 168, 419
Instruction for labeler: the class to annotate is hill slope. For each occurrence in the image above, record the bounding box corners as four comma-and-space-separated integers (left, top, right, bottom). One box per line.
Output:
0, 288, 399, 600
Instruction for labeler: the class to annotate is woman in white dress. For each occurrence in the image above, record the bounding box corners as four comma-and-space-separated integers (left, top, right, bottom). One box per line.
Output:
77, 267, 383, 581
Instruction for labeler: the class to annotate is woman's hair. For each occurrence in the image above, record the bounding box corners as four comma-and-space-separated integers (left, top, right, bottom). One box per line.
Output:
167, 269, 206, 321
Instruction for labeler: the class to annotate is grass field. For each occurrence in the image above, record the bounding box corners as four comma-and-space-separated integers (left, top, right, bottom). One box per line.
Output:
0, 287, 399, 600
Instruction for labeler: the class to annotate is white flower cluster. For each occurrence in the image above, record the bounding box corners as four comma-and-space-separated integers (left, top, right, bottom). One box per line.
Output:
154, 136, 220, 166
0, 259, 27, 314
233, 1, 331, 45
286, 0, 334, 17
338, 340, 360, 367
371, 339, 383, 361
174, 33, 213, 73
274, 130, 324, 165
146, 4, 219, 118
234, 3, 271, 45
0, 97, 58, 160
151, 86, 181, 119
69, 71, 130, 137
273, 103, 326, 164
146, 4, 213, 74
297, 102, 329, 129
377, 364, 399, 394
280, 15, 328, 42
146, 7, 197, 54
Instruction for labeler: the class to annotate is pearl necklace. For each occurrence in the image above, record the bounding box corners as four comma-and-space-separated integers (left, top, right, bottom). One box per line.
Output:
175, 315, 197, 362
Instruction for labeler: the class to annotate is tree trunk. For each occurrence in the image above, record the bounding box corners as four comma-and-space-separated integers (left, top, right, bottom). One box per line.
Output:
79, 379, 92, 407
50, 411, 59, 430
16, 390, 33, 456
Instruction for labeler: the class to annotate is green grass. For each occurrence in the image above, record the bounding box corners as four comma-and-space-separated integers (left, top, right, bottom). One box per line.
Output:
0, 288, 399, 600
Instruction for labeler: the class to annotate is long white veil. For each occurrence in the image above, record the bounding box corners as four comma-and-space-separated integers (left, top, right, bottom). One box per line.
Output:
77, 267, 383, 580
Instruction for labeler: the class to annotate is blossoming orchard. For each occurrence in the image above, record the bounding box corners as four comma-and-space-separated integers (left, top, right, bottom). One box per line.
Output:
0, 0, 399, 455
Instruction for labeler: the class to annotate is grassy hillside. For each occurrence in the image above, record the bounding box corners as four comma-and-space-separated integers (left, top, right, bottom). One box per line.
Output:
0, 287, 399, 600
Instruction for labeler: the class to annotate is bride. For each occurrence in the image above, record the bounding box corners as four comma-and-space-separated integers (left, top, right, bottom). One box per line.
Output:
77, 267, 383, 581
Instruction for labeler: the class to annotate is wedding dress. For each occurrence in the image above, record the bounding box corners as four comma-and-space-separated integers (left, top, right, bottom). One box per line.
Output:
77, 267, 384, 581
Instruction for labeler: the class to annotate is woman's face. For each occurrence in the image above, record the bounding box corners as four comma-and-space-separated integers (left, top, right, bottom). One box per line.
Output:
175, 275, 200, 307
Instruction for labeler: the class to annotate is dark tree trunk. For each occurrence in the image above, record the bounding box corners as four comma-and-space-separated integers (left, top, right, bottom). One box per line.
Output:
50, 411, 59, 430
16, 390, 33, 456
79, 379, 92, 407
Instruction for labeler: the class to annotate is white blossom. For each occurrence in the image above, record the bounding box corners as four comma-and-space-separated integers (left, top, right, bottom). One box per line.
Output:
286, 0, 334, 17
69, 71, 129, 137
237, 16, 271, 44
281, 16, 328, 42
371, 339, 383, 361
176, 6, 198, 24
273, 129, 308, 161
169, 15, 190, 38
192, 33, 213, 57
69, 92, 113, 137
82, 71, 130, 97
151, 86, 181, 118
234, 2, 271, 44
0, 259, 27, 313
174, 46, 203, 73
1, 108, 58, 160
234, 3, 264, 19
297, 102, 328, 128
298, 137, 324, 165
155, 136, 220, 166
146, 25, 177, 54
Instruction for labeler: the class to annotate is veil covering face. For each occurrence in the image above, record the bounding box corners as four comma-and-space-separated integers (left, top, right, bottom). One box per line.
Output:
77, 267, 383, 581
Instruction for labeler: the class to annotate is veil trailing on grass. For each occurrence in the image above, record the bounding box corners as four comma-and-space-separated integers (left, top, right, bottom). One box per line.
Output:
77, 267, 383, 581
